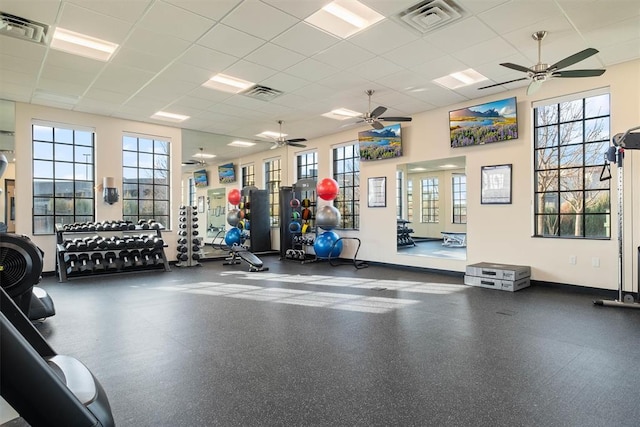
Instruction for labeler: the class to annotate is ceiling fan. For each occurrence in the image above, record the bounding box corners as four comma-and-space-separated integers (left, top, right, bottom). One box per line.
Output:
268, 120, 307, 150
350, 90, 412, 130
479, 31, 606, 95
181, 147, 210, 166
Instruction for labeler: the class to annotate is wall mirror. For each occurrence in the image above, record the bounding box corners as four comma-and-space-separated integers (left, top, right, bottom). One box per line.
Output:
202, 187, 228, 258
396, 156, 467, 260
0, 99, 15, 232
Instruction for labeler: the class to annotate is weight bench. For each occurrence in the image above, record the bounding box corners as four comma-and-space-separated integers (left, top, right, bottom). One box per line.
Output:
223, 244, 269, 272
441, 232, 467, 248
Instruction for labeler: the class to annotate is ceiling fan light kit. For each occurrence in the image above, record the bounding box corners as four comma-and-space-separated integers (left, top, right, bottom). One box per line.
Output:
479, 31, 606, 95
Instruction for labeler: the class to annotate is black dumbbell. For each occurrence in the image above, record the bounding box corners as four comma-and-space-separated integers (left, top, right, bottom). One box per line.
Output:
78, 253, 93, 272
76, 240, 88, 251
177, 238, 187, 245
192, 230, 199, 236
178, 230, 187, 237
130, 250, 144, 267
177, 253, 188, 261
178, 246, 188, 253
105, 252, 118, 270
192, 253, 200, 260
64, 254, 79, 274
151, 250, 163, 265
119, 250, 133, 268
91, 253, 105, 271
192, 216, 198, 222
63, 240, 78, 251
179, 223, 187, 229
179, 217, 187, 222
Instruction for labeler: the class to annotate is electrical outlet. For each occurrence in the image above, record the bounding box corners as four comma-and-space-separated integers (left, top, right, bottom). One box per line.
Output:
569, 256, 577, 265
592, 257, 600, 268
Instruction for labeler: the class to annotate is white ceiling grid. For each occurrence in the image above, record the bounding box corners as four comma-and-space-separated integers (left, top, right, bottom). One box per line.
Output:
0, 0, 637, 162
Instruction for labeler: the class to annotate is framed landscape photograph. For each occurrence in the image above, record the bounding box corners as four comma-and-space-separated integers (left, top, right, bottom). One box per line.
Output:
481, 164, 512, 204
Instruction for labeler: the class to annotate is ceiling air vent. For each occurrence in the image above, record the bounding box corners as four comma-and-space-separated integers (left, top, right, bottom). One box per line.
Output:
393, 0, 466, 35
0, 12, 49, 44
241, 85, 283, 102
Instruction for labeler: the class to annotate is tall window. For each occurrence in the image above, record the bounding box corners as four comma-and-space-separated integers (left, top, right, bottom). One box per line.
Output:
32, 124, 95, 234
264, 158, 281, 226
296, 151, 318, 181
421, 177, 439, 223
396, 170, 403, 219
122, 135, 170, 228
242, 164, 255, 188
407, 179, 413, 222
452, 174, 467, 224
533, 91, 611, 238
333, 143, 360, 229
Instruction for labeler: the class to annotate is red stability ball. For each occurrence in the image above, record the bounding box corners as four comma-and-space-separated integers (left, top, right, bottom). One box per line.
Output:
228, 188, 241, 206
317, 178, 339, 201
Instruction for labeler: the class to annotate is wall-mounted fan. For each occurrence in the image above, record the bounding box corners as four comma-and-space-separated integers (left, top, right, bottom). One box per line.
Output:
269, 120, 307, 150
351, 90, 412, 130
479, 31, 605, 95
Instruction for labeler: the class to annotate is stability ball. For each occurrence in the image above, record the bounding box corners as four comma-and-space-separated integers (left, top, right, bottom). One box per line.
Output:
317, 178, 339, 201
313, 231, 342, 259
226, 209, 240, 227
228, 188, 241, 206
315, 205, 341, 230
225, 227, 242, 246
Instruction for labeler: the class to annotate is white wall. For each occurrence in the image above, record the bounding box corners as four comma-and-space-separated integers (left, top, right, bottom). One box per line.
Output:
10, 59, 639, 290
14, 103, 183, 272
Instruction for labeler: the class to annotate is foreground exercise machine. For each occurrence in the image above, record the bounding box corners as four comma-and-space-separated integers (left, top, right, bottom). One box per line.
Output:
594, 125, 640, 308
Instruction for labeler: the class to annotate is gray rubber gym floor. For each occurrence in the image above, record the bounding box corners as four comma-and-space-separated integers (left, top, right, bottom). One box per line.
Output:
35, 256, 640, 426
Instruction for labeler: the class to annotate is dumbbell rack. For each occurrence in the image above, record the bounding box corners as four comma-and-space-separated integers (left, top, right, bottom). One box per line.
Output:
175, 205, 202, 267
55, 221, 171, 282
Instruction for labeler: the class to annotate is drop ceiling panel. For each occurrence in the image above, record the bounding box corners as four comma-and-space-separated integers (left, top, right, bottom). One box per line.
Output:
409, 55, 468, 80
596, 39, 640, 65
347, 56, 404, 81
168, 95, 217, 111
456, 0, 510, 15
197, 24, 265, 57
74, 99, 120, 116
221, 59, 279, 84
379, 38, 447, 69
0, 36, 47, 61
426, 17, 498, 52
36, 78, 88, 97
136, 1, 215, 42
158, 63, 212, 85
125, 27, 192, 59
109, 47, 173, 73
374, 70, 433, 91
136, 78, 202, 102
40, 64, 98, 86
317, 72, 371, 92
312, 41, 376, 70
43, 50, 105, 73
0, 69, 40, 87
272, 22, 340, 56
360, 0, 424, 16
244, 43, 306, 71
284, 58, 339, 82
163, 0, 243, 21
57, 2, 134, 44
221, 1, 299, 40
259, 72, 309, 93
179, 45, 238, 71
0, 53, 42, 77
559, 0, 640, 30
452, 37, 518, 66
67, 0, 152, 23
261, 0, 326, 19
409, 83, 468, 107
477, 1, 561, 34
348, 20, 418, 55
91, 64, 156, 94
83, 87, 131, 104
584, 16, 640, 49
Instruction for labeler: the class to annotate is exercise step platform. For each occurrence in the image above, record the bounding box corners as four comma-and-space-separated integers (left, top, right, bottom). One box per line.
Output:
465, 262, 531, 292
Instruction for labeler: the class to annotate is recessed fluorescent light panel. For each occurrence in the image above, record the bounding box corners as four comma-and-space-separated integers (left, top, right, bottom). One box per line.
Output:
193, 152, 216, 159
50, 27, 118, 61
439, 164, 459, 168
256, 131, 283, 139
305, 0, 384, 38
203, 74, 255, 94
410, 167, 427, 171
322, 108, 362, 120
228, 140, 256, 147
433, 68, 488, 89
151, 111, 190, 122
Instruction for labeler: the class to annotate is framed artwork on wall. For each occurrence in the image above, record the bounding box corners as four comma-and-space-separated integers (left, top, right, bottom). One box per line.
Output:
481, 164, 512, 204
197, 196, 205, 213
368, 176, 386, 208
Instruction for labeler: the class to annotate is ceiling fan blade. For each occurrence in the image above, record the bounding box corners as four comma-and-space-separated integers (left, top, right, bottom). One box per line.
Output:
527, 80, 543, 96
270, 144, 279, 150
287, 142, 307, 148
550, 48, 599, 71
370, 106, 387, 119
500, 63, 532, 73
478, 77, 528, 90
379, 117, 412, 122
552, 69, 606, 78
371, 120, 384, 130
285, 138, 307, 143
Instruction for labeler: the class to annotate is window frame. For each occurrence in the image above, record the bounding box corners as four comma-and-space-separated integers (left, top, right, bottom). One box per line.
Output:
420, 177, 439, 224
242, 164, 255, 188
264, 158, 281, 226
452, 173, 467, 224
332, 143, 360, 230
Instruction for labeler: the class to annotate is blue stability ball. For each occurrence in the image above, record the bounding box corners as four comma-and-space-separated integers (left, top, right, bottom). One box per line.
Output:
224, 227, 242, 246
313, 231, 343, 259
315, 205, 341, 231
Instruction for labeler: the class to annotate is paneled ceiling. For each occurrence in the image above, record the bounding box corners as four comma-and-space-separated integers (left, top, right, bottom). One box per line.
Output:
1, 0, 638, 164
